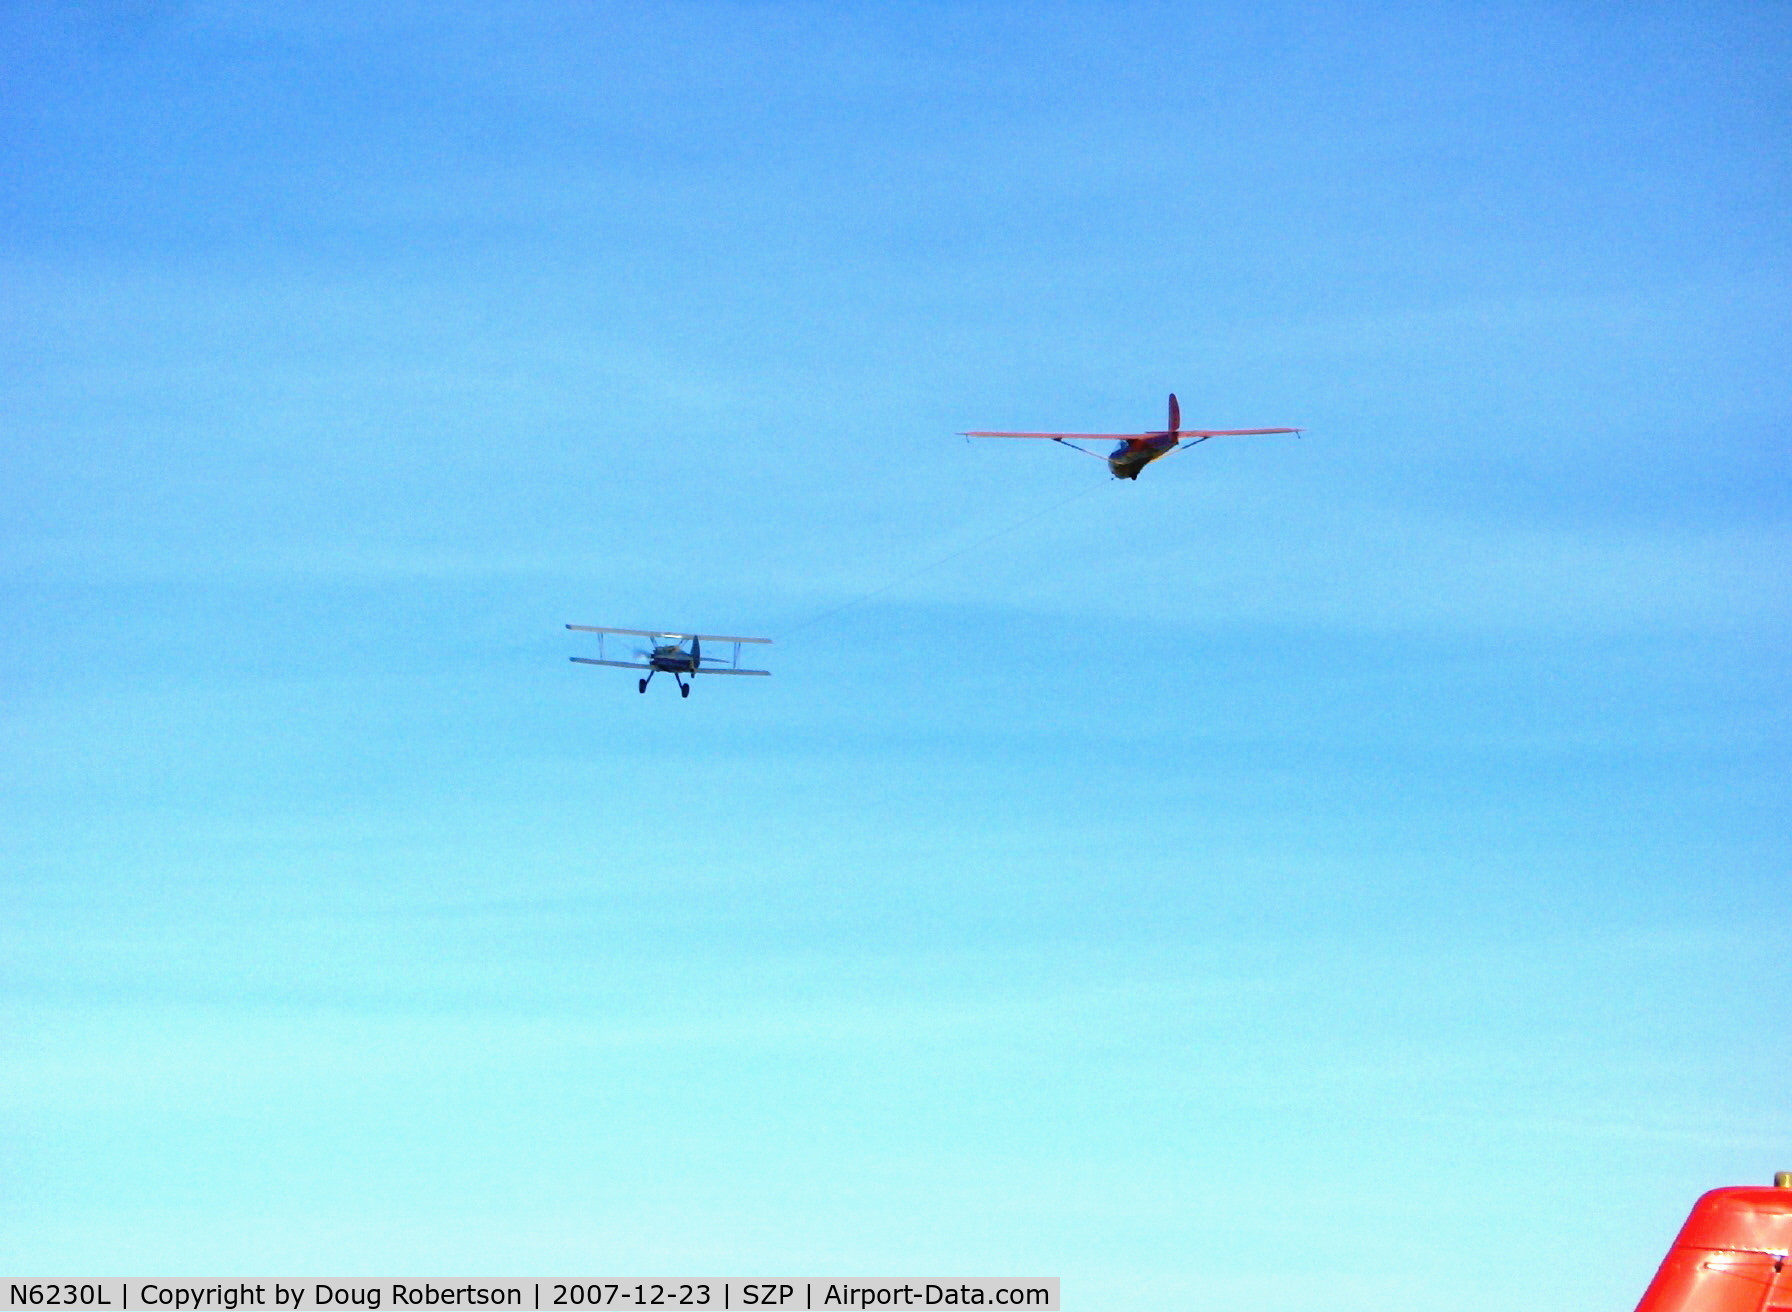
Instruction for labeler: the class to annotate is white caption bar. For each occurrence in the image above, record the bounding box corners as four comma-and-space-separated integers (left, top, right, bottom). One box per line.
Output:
4, 1281, 1059, 1312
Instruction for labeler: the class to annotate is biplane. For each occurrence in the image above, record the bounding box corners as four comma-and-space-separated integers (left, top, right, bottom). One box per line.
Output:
566, 625, 771, 697
962, 393, 1301, 480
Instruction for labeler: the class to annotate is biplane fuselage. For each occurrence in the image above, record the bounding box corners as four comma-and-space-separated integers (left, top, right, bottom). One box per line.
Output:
645, 637, 702, 675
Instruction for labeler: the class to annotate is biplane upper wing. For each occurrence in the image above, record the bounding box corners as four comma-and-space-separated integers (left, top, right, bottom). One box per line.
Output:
567, 624, 665, 638
565, 624, 771, 644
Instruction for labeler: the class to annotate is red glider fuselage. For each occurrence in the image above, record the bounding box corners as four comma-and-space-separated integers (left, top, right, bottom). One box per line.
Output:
1108, 434, 1182, 480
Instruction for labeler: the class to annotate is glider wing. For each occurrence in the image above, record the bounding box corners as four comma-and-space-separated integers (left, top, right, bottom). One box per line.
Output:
1178, 428, 1303, 437
961, 428, 1301, 439
960, 431, 1168, 440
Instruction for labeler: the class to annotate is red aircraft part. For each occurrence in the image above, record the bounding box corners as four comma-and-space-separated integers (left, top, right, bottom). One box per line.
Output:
1635, 1178, 1792, 1312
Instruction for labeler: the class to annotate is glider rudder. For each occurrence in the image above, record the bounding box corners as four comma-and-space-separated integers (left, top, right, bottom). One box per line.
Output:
1633, 1173, 1792, 1311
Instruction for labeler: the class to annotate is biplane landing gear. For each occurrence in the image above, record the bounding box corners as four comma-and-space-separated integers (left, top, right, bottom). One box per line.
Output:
638, 677, 648, 694
678, 680, 690, 698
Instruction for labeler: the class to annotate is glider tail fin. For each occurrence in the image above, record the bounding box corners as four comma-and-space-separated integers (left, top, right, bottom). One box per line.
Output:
1634, 1175, 1792, 1310
1167, 393, 1181, 434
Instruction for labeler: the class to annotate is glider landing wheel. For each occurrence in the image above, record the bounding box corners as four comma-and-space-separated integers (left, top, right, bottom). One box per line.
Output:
638, 679, 647, 694
679, 682, 690, 698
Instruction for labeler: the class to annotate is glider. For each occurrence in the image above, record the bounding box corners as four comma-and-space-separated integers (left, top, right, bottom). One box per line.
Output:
962, 393, 1300, 480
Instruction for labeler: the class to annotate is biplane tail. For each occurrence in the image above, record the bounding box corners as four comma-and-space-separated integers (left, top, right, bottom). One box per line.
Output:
1633, 1173, 1792, 1310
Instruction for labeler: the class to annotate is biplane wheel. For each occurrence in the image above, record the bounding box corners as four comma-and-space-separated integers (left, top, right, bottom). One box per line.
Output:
680, 683, 690, 698
638, 679, 647, 694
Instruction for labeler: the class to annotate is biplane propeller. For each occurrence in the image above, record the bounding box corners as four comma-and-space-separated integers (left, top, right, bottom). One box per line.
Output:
566, 625, 771, 698
962, 393, 1301, 480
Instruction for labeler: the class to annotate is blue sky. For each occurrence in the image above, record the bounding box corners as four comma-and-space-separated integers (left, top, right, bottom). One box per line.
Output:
3, 2, 1788, 1306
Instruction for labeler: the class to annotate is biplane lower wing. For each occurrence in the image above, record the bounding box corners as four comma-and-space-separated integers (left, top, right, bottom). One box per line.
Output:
570, 656, 769, 675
